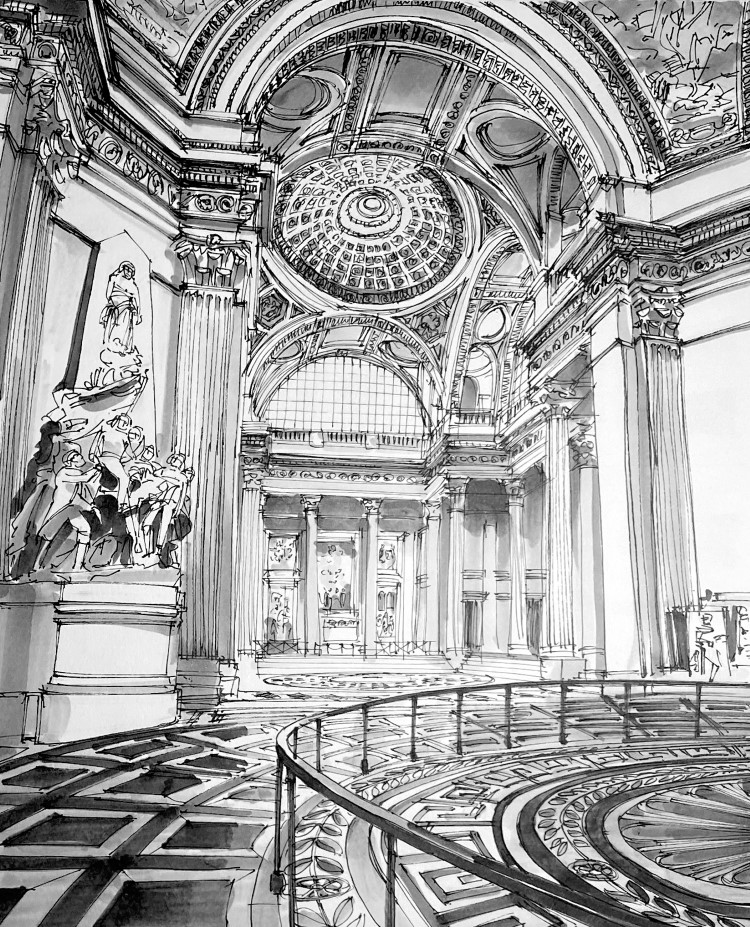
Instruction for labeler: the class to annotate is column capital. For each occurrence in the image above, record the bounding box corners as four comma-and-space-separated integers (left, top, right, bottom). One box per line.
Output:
24, 69, 81, 191
632, 283, 684, 340
533, 380, 583, 418
447, 478, 469, 513
301, 494, 322, 514
422, 498, 442, 521
172, 233, 254, 294
243, 469, 265, 491
361, 498, 382, 516
504, 478, 526, 502
570, 424, 598, 469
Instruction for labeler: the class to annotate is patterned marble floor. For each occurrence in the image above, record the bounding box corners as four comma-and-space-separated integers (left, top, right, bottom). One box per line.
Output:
2, 681, 749, 927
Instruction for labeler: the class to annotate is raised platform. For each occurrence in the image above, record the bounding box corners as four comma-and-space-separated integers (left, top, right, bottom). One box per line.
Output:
0, 573, 181, 743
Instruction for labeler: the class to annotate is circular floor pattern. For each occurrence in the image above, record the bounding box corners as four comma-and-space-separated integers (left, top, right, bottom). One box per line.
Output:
262, 671, 491, 691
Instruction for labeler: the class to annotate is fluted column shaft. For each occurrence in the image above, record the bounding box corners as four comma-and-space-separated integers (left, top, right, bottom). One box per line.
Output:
234, 473, 266, 654
571, 427, 606, 674
639, 334, 698, 663
415, 499, 441, 646
302, 496, 321, 649
362, 499, 382, 651
446, 481, 468, 654
505, 479, 528, 653
543, 407, 575, 656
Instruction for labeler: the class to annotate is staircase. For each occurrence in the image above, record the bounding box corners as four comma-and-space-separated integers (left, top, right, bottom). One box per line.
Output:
460, 652, 543, 683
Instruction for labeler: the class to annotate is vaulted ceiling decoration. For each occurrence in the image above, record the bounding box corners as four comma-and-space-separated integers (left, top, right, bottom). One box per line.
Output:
273, 154, 468, 305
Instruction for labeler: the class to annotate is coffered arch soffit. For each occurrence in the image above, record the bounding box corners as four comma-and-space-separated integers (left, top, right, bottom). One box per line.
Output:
223, 9, 643, 185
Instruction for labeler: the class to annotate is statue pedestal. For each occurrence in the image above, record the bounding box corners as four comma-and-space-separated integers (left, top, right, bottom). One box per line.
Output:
0, 572, 181, 743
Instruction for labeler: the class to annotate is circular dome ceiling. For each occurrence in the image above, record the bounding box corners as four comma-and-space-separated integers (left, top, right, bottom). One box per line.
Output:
273, 154, 466, 305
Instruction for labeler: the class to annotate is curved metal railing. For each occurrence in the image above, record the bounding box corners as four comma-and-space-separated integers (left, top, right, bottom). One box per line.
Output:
270, 677, 750, 927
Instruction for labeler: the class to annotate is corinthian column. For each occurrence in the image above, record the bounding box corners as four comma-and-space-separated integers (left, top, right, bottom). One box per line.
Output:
446, 479, 468, 655
570, 425, 606, 675
505, 478, 528, 653
234, 470, 267, 655
0, 70, 79, 576
539, 389, 576, 663
172, 235, 253, 680
361, 498, 382, 652
302, 495, 322, 651
415, 498, 442, 647
635, 288, 698, 667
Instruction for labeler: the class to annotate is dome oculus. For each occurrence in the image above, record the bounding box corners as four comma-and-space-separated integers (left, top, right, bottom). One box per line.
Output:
273, 154, 466, 305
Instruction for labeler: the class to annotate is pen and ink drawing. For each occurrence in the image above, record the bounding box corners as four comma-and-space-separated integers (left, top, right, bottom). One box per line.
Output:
0, 1, 748, 925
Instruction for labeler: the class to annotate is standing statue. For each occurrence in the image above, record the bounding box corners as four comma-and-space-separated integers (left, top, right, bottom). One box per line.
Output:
101, 261, 141, 352
85, 262, 143, 388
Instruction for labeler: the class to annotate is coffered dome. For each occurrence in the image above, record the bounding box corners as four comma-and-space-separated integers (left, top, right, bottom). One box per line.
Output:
272, 154, 466, 305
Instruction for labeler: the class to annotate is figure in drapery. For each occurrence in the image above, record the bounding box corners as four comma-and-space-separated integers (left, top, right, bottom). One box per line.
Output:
101, 261, 141, 352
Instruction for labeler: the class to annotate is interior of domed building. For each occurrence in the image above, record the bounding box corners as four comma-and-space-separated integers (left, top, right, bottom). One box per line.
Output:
0, 1, 750, 925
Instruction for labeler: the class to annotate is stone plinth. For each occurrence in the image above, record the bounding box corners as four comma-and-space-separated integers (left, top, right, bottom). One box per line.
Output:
0, 573, 181, 743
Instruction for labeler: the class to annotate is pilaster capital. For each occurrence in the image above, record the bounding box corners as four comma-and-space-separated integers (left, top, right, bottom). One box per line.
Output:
447, 478, 469, 513
360, 498, 382, 517
172, 233, 254, 295
242, 469, 265, 492
504, 478, 526, 503
569, 423, 598, 469
422, 498, 442, 522
632, 283, 684, 340
24, 69, 81, 190
532, 380, 583, 418
301, 494, 322, 514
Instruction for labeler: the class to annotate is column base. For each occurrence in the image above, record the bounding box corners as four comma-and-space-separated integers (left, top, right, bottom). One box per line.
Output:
540, 650, 585, 680
579, 646, 607, 677
509, 643, 532, 657
177, 657, 224, 710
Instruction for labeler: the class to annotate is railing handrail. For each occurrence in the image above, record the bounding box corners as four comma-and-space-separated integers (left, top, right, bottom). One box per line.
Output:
290, 674, 750, 722
274, 676, 750, 927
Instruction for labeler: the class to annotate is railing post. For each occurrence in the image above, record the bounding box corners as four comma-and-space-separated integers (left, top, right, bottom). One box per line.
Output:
456, 691, 464, 755
361, 705, 369, 774
504, 684, 512, 749
559, 682, 568, 745
291, 726, 298, 759
286, 768, 296, 927
410, 695, 418, 762
385, 831, 397, 927
269, 754, 286, 896
315, 718, 322, 771
694, 681, 703, 739
623, 681, 632, 742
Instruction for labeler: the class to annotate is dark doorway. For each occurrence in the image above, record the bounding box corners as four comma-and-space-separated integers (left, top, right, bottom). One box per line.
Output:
463, 600, 482, 651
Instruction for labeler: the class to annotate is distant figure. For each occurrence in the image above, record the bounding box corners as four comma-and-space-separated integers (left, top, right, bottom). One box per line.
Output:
692, 612, 727, 682
101, 261, 141, 352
